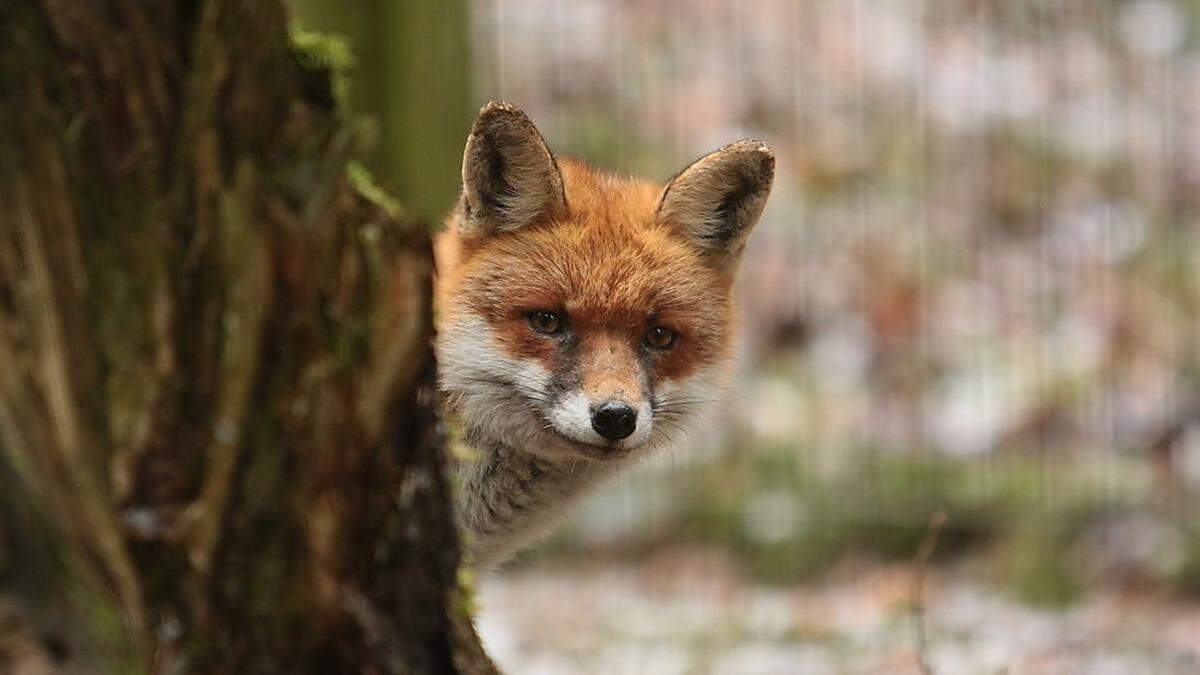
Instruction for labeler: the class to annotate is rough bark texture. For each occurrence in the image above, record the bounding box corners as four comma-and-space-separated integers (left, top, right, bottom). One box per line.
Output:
0, 1, 494, 672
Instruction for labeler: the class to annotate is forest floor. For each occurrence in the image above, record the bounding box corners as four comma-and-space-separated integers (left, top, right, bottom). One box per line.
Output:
476, 547, 1200, 675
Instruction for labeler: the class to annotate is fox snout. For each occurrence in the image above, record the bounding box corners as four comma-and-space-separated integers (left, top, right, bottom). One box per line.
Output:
553, 333, 654, 452
547, 388, 651, 455
547, 349, 654, 454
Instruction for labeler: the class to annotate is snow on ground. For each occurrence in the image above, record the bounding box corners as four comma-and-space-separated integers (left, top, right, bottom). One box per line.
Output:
476, 549, 1200, 675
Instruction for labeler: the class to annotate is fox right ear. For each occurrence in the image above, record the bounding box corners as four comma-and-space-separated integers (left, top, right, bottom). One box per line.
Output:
459, 101, 567, 236
656, 140, 774, 268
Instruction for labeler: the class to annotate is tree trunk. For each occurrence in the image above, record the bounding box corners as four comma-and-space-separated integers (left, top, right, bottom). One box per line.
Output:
0, 1, 494, 672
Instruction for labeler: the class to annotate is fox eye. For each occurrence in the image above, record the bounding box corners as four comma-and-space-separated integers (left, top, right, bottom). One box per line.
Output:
644, 325, 676, 350
528, 310, 563, 335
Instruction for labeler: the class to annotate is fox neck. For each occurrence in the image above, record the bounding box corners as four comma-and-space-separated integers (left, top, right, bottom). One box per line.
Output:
455, 439, 622, 569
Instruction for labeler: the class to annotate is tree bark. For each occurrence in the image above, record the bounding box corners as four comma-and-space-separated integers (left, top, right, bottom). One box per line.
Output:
0, 1, 494, 672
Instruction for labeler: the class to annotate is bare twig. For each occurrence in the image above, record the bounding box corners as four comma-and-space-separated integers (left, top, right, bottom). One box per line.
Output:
912, 510, 947, 675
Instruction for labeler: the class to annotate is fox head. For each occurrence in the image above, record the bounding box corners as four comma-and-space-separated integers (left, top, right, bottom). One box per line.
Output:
436, 101, 773, 462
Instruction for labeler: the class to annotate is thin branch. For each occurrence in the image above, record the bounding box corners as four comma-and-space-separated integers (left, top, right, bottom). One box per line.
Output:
911, 509, 947, 675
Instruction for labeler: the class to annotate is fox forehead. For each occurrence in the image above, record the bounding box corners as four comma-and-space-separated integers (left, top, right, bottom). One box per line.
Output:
453, 158, 733, 320
441, 158, 736, 380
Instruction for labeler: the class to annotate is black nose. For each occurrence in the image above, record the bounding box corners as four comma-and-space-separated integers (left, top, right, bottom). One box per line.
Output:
591, 401, 637, 441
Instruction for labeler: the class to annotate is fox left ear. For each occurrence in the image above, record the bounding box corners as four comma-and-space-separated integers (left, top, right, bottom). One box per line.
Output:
656, 140, 774, 267
459, 101, 567, 237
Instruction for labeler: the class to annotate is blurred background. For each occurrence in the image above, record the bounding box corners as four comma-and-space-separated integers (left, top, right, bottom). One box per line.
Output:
294, 1, 1200, 672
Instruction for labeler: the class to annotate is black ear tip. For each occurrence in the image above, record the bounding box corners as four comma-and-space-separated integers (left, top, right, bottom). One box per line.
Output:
473, 100, 531, 132
757, 148, 776, 177
715, 140, 775, 184
733, 139, 775, 172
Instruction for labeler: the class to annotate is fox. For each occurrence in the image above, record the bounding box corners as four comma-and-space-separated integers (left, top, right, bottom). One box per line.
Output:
435, 101, 774, 569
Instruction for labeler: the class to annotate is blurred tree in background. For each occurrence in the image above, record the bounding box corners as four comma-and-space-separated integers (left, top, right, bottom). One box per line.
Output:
0, 0, 490, 672
288, 0, 473, 222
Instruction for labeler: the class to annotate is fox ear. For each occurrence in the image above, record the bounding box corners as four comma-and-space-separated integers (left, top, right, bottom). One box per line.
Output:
656, 140, 774, 266
459, 101, 567, 236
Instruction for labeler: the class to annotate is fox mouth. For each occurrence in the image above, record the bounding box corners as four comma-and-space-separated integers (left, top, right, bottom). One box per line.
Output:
539, 414, 633, 460
524, 400, 636, 461
468, 381, 644, 461
549, 428, 632, 460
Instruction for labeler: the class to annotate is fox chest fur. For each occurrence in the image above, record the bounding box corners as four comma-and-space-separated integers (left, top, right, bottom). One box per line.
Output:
435, 102, 773, 569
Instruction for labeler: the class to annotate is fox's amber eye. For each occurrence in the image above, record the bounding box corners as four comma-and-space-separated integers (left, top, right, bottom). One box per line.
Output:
528, 310, 562, 334
644, 325, 676, 349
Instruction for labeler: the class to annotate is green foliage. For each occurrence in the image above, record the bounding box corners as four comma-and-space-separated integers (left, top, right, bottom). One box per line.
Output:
455, 566, 480, 618
1172, 528, 1200, 598
1004, 532, 1084, 608
290, 27, 356, 71
289, 26, 355, 106
551, 442, 1157, 606
680, 444, 1140, 592
346, 161, 402, 220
